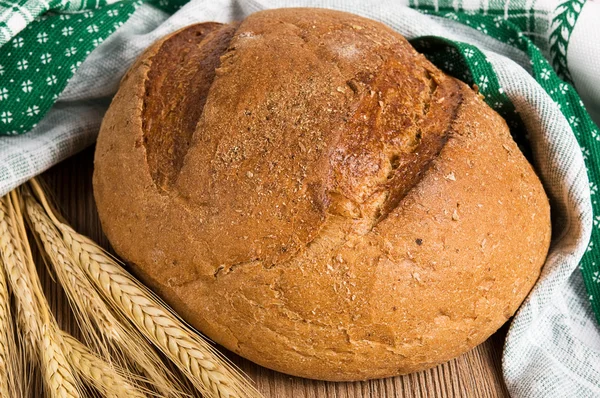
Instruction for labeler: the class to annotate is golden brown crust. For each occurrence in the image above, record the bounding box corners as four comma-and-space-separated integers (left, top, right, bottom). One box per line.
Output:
143, 22, 234, 189
94, 8, 551, 381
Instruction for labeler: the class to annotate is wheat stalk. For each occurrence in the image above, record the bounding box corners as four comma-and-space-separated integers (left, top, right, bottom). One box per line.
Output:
0, 192, 81, 398
29, 178, 261, 398
61, 332, 148, 398
26, 196, 188, 398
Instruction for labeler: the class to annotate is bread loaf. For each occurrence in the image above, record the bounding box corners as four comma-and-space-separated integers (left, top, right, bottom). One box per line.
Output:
93, 8, 551, 381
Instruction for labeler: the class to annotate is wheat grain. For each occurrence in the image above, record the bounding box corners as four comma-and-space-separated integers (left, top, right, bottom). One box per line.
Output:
61, 332, 148, 398
26, 196, 188, 398
29, 178, 261, 398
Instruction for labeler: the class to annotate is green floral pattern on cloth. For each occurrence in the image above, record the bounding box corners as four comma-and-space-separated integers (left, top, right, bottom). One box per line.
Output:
0, 0, 599, 323
408, 0, 554, 51
0, 0, 116, 47
0, 0, 191, 135
0, 0, 141, 134
549, 0, 586, 82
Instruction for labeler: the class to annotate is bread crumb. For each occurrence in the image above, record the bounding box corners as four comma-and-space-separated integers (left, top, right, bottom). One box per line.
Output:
452, 209, 459, 221
412, 272, 421, 282
378, 100, 384, 108
444, 172, 456, 181
246, 171, 254, 178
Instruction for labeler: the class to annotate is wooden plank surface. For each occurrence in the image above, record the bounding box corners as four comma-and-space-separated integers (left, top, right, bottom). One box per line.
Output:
33, 146, 510, 398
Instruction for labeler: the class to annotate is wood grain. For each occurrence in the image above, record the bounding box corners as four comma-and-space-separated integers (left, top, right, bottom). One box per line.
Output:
31, 147, 510, 398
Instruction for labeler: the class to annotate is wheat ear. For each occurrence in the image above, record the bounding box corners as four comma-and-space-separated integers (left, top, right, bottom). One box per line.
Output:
30, 178, 261, 398
1, 192, 81, 398
0, 195, 41, 354
0, 193, 40, 397
26, 196, 188, 398
0, 254, 22, 397
27, 195, 114, 338
41, 323, 81, 398
61, 332, 148, 398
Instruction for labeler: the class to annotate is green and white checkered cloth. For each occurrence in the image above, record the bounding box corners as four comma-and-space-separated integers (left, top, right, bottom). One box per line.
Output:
1, 0, 599, 395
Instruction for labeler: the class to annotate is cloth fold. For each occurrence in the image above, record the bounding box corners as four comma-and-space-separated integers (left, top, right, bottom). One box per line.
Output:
1, 0, 599, 396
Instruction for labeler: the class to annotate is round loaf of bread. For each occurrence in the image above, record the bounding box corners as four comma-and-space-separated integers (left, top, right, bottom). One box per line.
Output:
94, 8, 551, 381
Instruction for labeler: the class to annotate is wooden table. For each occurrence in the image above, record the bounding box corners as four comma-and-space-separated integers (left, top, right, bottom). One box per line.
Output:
34, 147, 510, 398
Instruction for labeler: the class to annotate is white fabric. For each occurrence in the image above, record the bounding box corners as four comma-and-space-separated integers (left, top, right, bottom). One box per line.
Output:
568, 0, 600, 126
0, 1, 598, 396
0, 101, 105, 195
